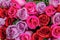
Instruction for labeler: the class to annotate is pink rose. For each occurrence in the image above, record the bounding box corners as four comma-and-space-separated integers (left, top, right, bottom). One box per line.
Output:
36, 2, 46, 14
26, 16, 39, 29
16, 21, 27, 33
15, 0, 26, 6
6, 25, 19, 39
1, 0, 11, 8
0, 17, 6, 26
25, 2, 37, 15
11, 0, 21, 9
20, 31, 32, 40
45, 5, 56, 17
16, 8, 29, 20
52, 13, 60, 24
49, 0, 60, 7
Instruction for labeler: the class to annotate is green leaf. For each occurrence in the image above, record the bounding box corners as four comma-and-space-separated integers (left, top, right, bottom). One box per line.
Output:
13, 19, 19, 25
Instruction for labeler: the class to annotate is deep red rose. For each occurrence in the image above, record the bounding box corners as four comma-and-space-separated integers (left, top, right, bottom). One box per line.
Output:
31, 33, 43, 40
38, 14, 50, 26
57, 5, 60, 12
5, 17, 15, 27
0, 8, 5, 18
1, 26, 7, 40
37, 26, 51, 38
3, 8, 9, 17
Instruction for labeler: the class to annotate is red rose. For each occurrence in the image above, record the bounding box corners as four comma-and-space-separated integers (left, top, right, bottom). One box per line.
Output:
31, 33, 43, 40
5, 17, 15, 27
0, 8, 5, 18
1, 26, 7, 40
8, 6, 17, 18
39, 14, 50, 26
37, 26, 51, 38
57, 5, 60, 12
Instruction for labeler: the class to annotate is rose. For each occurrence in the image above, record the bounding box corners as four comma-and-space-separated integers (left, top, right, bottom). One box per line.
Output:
37, 26, 51, 38
8, 6, 17, 18
14, 0, 26, 6
16, 21, 27, 33
25, 2, 37, 15
31, 33, 43, 40
45, 5, 56, 17
26, 16, 39, 29
38, 14, 50, 26
5, 17, 15, 27
20, 31, 32, 40
6, 25, 19, 39
11, 0, 21, 9
0, 17, 6, 26
52, 24, 60, 38
14, 36, 20, 40
0, 8, 5, 18
1, 0, 11, 8
49, 0, 60, 7
57, 5, 60, 12
16, 8, 29, 20
36, 2, 46, 14
52, 13, 60, 24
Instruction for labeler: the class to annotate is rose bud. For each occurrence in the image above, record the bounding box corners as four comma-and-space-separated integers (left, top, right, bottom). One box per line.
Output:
16, 21, 27, 33
26, 16, 39, 29
6, 25, 19, 39
39, 14, 50, 26
36, 2, 46, 14
45, 5, 56, 17
25, 2, 37, 15
37, 26, 51, 38
52, 13, 60, 24
16, 8, 29, 20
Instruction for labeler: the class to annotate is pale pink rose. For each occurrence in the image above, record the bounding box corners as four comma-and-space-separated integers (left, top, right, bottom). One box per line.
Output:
14, 0, 26, 6
49, 0, 60, 7
6, 25, 20, 39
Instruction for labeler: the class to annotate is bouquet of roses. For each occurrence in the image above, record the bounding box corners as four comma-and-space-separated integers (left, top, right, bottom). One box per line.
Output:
0, 0, 60, 40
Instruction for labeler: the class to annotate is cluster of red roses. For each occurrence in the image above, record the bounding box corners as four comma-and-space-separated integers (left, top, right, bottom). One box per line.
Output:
0, 0, 60, 40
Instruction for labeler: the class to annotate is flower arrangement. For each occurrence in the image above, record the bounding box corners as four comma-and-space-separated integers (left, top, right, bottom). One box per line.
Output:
0, 0, 60, 40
